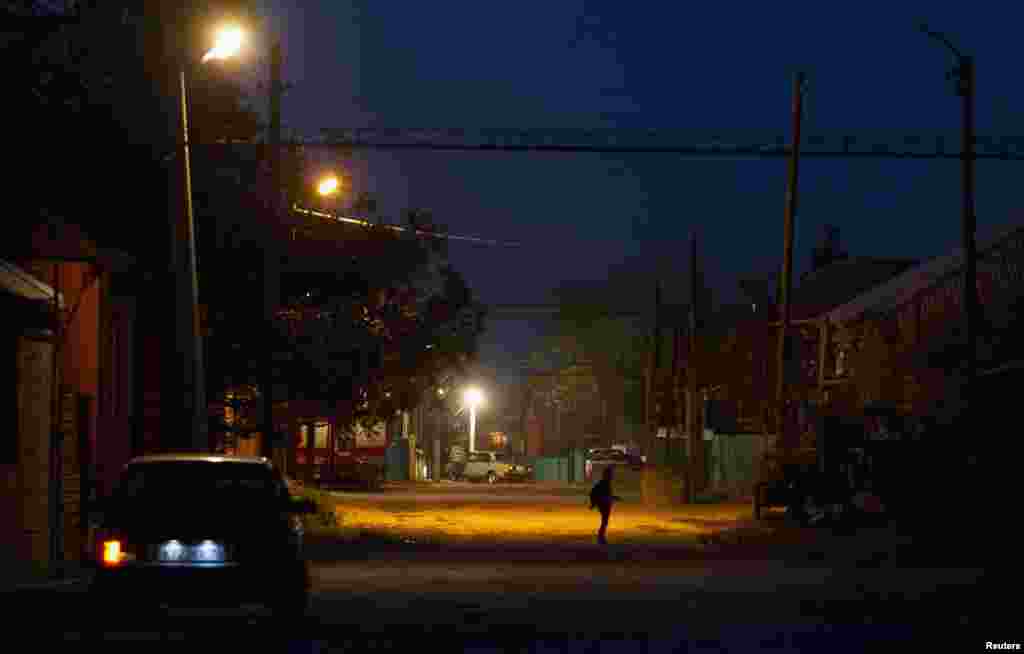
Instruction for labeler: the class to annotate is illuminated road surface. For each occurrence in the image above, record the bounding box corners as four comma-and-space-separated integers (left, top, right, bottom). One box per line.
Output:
9, 558, 999, 651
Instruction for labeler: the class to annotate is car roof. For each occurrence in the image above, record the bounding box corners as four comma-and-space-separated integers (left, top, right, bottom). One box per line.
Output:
126, 453, 272, 467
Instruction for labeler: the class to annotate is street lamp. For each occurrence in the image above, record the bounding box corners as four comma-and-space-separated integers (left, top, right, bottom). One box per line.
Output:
920, 23, 978, 469
317, 174, 341, 197
463, 387, 485, 453
202, 25, 244, 63
177, 24, 244, 451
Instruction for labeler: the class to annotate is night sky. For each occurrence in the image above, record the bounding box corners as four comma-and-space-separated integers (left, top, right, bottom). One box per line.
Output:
252, 1, 1022, 395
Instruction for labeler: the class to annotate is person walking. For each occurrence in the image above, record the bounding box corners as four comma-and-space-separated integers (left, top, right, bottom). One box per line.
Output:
589, 466, 622, 545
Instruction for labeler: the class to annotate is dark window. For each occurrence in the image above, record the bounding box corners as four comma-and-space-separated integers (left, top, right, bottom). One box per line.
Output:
111, 461, 284, 510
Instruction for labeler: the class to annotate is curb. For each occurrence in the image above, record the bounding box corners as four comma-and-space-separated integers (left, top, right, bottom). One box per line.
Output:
6, 573, 93, 593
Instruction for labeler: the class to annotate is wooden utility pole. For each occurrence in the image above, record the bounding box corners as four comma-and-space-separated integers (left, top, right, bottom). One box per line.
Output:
645, 281, 662, 462
671, 324, 683, 468
686, 232, 702, 500
919, 22, 981, 487
775, 71, 805, 451
260, 37, 283, 461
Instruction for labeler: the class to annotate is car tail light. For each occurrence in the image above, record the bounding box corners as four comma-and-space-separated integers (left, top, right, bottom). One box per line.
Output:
96, 530, 135, 567
102, 540, 122, 566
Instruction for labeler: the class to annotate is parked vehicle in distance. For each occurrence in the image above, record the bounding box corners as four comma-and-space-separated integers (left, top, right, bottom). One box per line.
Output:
586, 448, 644, 480
89, 454, 316, 621
462, 451, 515, 484
447, 444, 468, 481
329, 451, 383, 490
587, 448, 643, 466
503, 455, 535, 482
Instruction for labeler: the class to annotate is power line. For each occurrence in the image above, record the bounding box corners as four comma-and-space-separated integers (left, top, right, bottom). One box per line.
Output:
301, 128, 1024, 160
292, 205, 522, 247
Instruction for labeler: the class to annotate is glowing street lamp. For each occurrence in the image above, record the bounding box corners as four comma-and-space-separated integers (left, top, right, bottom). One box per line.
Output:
202, 25, 244, 63
463, 387, 485, 453
317, 175, 341, 197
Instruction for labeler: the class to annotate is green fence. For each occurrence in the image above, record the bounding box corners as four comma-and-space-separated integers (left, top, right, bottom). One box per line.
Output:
532, 450, 586, 483
708, 432, 768, 498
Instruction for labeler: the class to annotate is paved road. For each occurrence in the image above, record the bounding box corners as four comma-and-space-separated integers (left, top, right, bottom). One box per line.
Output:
5, 556, 1006, 651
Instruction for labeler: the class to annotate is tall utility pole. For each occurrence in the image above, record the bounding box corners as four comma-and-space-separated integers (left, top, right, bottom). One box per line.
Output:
921, 24, 978, 472
961, 53, 977, 471
260, 37, 283, 461
686, 231, 702, 499
434, 402, 442, 482
671, 323, 683, 467
775, 71, 806, 452
645, 280, 662, 462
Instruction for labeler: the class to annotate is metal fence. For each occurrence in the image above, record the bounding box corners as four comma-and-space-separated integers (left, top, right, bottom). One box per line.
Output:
707, 432, 770, 498
532, 450, 586, 483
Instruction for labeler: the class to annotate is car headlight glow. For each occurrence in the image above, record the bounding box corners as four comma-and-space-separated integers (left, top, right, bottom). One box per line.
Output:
159, 539, 187, 562
195, 540, 225, 562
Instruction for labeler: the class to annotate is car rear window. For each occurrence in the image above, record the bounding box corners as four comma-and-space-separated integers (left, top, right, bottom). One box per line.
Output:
112, 462, 286, 507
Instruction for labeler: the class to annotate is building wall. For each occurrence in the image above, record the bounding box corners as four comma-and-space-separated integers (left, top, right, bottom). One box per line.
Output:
97, 283, 136, 497
12, 334, 55, 570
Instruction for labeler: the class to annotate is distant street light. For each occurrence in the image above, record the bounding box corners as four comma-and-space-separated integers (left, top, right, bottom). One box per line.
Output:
463, 387, 485, 453
177, 23, 244, 451
317, 175, 341, 197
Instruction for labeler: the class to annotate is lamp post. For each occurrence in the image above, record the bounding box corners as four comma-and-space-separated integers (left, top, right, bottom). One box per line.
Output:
920, 24, 978, 474
177, 25, 243, 451
463, 387, 485, 453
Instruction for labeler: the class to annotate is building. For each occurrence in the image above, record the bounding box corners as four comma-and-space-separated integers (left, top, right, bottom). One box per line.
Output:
817, 221, 1024, 420
2, 217, 137, 576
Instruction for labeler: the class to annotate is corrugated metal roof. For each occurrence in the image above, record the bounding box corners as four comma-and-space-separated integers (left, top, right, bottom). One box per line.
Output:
0, 259, 55, 303
789, 257, 919, 321
825, 222, 1024, 325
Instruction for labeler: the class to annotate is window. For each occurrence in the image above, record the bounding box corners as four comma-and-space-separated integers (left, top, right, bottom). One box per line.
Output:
112, 462, 282, 509
314, 423, 329, 449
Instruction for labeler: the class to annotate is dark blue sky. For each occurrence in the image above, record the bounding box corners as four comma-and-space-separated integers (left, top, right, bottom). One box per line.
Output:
253, 1, 1022, 389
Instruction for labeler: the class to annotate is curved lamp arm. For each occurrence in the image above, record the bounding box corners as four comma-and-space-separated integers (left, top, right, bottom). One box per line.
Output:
919, 23, 964, 61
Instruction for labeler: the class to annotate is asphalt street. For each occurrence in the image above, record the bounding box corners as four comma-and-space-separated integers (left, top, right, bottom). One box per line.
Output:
3, 556, 1006, 651
8, 485, 1016, 651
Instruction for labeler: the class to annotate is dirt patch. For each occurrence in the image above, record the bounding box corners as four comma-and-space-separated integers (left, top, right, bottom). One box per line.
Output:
326, 503, 725, 547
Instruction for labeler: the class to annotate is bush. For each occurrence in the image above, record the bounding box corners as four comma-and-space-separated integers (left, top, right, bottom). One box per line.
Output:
296, 487, 342, 529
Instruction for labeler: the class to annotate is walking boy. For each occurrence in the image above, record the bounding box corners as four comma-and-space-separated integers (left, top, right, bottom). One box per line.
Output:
589, 466, 622, 545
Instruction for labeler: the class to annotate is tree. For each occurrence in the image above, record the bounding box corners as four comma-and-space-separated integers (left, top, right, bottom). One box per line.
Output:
526, 281, 649, 446
273, 211, 485, 431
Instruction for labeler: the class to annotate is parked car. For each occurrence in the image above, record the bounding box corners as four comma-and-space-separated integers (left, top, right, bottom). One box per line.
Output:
328, 452, 383, 490
446, 459, 468, 481
587, 448, 643, 466
503, 456, 535, 482
586, 448, 644, 479
462, 451, 515, 484
88, 454, 316, 621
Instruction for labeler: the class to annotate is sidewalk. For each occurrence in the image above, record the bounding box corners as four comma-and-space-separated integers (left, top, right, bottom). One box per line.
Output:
1, 561, 94, 593
710, 514, 1006, 570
